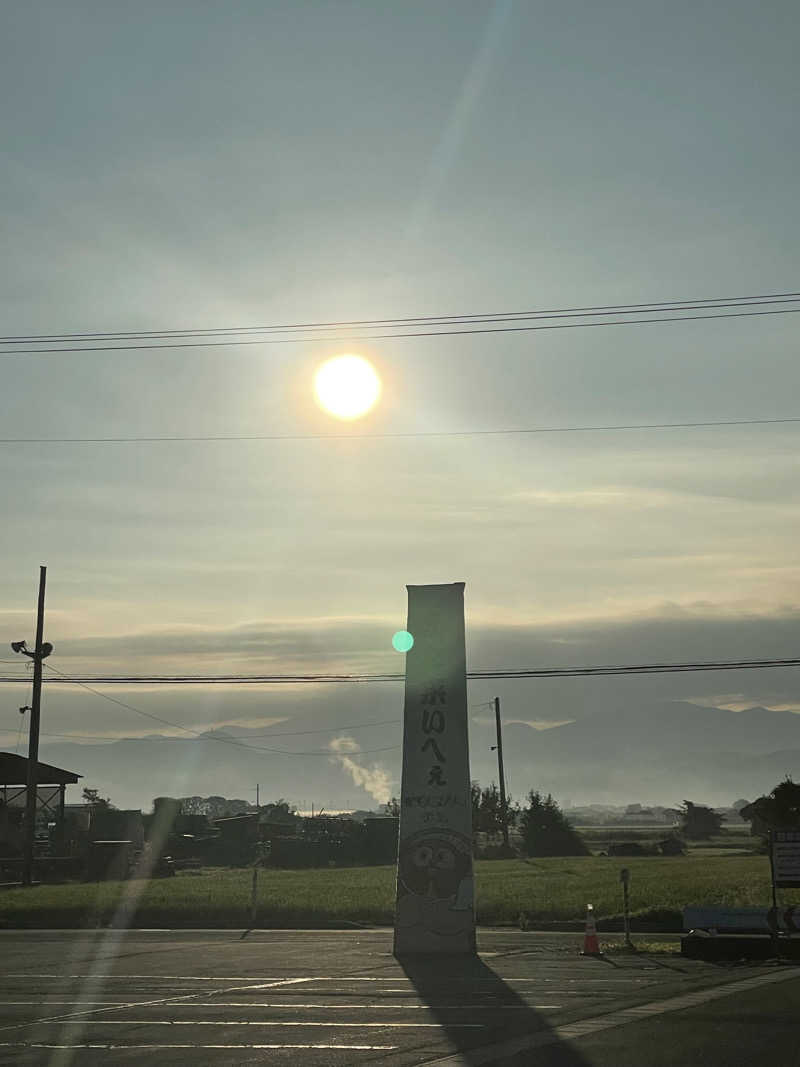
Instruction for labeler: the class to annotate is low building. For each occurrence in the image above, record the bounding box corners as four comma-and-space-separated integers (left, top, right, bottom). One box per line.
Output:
0, 752, 82, 857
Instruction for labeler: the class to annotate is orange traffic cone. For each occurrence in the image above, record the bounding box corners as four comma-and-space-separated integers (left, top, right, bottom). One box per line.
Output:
581, 903, 602, 956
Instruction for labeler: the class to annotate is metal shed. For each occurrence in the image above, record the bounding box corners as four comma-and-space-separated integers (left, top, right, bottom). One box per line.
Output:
0, 752, 82, 852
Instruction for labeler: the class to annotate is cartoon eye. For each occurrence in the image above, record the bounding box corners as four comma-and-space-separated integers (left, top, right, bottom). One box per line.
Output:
412, 845, 433, 867
434, 847, 455, 869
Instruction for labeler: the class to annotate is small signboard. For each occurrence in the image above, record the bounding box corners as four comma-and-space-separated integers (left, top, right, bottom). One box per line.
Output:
771, 829, 800, 889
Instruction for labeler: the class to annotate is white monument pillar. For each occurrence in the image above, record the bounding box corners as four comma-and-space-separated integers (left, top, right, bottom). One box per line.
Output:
393, 582, 475, 956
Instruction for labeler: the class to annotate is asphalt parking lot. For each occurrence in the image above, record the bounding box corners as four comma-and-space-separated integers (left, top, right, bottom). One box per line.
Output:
0, 929, 797, 1066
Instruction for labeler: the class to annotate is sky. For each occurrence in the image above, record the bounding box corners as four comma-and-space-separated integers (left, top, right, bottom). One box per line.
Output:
2, 2, 800, 800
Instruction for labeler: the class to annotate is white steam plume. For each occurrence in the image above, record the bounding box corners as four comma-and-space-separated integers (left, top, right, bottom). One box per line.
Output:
329, 735, 392, 806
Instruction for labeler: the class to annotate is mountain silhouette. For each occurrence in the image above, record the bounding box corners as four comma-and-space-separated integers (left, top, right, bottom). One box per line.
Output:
34, 701, 800, 811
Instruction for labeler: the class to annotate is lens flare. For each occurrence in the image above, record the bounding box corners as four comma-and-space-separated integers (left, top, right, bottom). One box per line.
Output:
392, 630, 414, 652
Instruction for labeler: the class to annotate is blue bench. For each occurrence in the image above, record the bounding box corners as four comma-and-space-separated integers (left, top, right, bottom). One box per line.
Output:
683, 906, 797, 935
682, 907, 799, 960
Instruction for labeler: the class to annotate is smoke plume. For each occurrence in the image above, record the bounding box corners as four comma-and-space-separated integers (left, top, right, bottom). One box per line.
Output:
328, 735, 392, 806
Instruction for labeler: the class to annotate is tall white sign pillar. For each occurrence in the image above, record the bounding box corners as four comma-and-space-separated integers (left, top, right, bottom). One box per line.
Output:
393, 582, 475, 955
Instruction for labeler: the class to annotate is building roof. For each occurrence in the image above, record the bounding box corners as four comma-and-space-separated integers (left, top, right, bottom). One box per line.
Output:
0, 752, 82, 785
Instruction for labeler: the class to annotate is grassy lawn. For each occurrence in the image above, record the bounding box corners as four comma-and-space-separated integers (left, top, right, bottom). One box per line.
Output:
1, 855, 796, 929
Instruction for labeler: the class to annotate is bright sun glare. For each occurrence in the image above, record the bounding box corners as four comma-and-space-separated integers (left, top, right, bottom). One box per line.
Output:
314, 354, 381, 420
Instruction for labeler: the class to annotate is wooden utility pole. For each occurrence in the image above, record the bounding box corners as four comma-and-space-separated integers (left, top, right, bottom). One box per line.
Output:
22, 566, 48, 887
494, 696, 510, 849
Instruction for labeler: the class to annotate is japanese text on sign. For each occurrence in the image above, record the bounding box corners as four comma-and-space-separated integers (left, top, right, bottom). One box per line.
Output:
421, 686, 448, 787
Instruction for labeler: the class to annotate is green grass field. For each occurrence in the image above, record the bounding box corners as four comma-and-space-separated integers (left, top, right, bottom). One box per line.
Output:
578, 828, 755, 855
1, 854, 797, 929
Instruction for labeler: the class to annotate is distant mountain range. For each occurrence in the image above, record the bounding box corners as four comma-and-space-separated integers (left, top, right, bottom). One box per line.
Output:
33, 701, 800, 812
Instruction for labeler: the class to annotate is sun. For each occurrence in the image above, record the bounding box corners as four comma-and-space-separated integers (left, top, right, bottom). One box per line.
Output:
313, 355, 382, 420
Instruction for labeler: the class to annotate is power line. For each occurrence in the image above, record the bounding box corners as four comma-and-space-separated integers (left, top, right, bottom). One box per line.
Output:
38, 663, 399, 756
2, 415, 800, 445
7, 719, 403, 744
239, 717, 400, 738
4, 655, 797, 686
3, 306, 800, 358
467, 657, 800, 679
4, 289, 799, 343
10, 296, 800, 344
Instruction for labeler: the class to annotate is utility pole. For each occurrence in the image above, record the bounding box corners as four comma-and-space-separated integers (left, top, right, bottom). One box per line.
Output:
493, 696, 510, 849
13, 566, 51, 887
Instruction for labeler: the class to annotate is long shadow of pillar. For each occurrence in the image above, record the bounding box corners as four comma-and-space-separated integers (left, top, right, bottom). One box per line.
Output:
398, 952, 592, 1066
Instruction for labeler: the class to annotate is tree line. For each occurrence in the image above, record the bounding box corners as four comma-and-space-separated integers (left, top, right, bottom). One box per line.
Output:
468, 775, 800, 856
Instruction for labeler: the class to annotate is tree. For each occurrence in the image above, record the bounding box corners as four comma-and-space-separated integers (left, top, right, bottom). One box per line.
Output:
82, 788, 113, 810
471, 782, 518, 836
261, 799, 296, 822
383, 797, 400, 817
519, 791, 589, 857
740, 777, 800, 838
178, 795, 258, 819
471, 781, 481, 829
678, 800, 723, 839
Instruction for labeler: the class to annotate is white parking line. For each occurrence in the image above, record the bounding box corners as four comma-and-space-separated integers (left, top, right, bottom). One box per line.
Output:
5, 975, 289, 982
4, 974, 650, 983
0, 977, 313, 1033
0, 1001, 562, 1010
52, 1020, 486, 1029
0, 1042, 399, 1051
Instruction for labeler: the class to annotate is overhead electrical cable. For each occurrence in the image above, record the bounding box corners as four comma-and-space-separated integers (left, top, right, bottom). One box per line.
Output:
6, 655, 799, 687
3, 306, 800, 357
3, 289, 799, 344
37, 663, 399, 756
235, 716, 401, 738
2, 415, 800, 445
22, 720, 402, 744
5, 295, 800, 344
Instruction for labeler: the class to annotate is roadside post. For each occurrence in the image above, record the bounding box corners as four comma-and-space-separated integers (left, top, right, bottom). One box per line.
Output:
250, 842, 265, 929
620, 867, 633, 948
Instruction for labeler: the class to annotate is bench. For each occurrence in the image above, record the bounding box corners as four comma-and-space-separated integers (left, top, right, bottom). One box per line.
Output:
683, 907, 798, 935
682, 907, 800, 960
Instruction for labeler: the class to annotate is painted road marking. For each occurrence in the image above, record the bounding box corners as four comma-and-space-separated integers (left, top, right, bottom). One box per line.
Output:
420, 966, 800, 1065
0, 1001, 562, 1010
51, 1020, 486, 1029
0, 1042, 399, 1051
4, 974, 652, 983
5, 975, 294, 982
0, 977, 313, 1033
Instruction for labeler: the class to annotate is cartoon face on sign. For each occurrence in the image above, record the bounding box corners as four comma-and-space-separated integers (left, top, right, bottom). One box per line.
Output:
398, 829, 471, 901
396, 828, 474, 943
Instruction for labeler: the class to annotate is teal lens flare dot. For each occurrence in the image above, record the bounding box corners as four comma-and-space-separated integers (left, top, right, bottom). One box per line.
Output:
392, 630, 414, 653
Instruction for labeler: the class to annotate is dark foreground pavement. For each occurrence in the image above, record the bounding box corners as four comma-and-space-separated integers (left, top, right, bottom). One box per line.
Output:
0, 929, 797, 1066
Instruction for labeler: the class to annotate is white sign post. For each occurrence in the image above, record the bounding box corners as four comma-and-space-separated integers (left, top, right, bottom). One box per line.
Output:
393, 582, 475, 956
771, 829, 800, 889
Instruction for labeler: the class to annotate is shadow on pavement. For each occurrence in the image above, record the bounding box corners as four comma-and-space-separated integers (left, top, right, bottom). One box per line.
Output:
398, 952, 592, 1065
